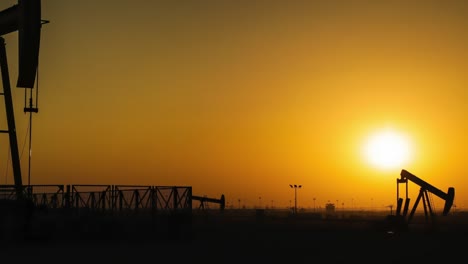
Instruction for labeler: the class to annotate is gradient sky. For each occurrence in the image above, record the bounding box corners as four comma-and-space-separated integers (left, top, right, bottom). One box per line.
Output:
0, 0, 467, 211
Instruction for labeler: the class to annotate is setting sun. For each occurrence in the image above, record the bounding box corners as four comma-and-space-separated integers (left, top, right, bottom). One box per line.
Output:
363, 129, 412, 171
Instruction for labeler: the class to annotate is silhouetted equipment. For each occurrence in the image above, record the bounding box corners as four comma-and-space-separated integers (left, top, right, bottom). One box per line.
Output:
0, 0, 43, 88
0, 0, 45, 197
0, 1, 45, 239
192, 194, 225, 211
395, 169, 455, 225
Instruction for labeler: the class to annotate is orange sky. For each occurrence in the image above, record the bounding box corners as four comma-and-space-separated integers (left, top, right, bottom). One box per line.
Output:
0, 0, 467, 211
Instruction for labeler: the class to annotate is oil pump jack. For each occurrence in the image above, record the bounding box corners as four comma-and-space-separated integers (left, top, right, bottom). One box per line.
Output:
0, 0, 45, 235
391, 169, 455, 229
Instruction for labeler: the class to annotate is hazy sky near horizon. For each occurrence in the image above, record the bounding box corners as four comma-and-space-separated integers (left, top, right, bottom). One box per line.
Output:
0, 0, 467, 210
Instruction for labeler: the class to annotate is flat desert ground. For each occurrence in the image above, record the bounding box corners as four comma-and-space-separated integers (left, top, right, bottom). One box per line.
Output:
1, 209, 468, 263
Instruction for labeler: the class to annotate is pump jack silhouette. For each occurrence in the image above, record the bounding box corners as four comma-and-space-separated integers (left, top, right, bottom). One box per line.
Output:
388, 169, 455, 231
0, 0, 46, 238
0, 0, 45, 197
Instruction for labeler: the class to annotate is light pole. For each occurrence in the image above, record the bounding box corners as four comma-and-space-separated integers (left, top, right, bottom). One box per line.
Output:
313, 197, 316, 212
289, 184, 302, 214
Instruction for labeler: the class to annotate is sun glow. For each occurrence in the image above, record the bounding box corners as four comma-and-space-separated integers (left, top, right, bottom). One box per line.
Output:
363, 129, 412, 170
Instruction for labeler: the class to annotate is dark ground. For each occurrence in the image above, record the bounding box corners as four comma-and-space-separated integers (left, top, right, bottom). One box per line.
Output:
1, 209, 467, 263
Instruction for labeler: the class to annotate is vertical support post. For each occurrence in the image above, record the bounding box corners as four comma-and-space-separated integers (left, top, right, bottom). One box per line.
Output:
74, 192, 79, 208
110, 185, 117, 212
0, 37, 23, 199
403, 198, 410, 217
65, 184, 72, 208
41, 193, 46, 207
90, 192, 95, 209
396, 178, 399, 207
52, 193, 57, 208
173, 187, 178, 210
294, 188, 297, 214
396, 198, 403, 216
188, 187, 192, 211
408, 188, 424, 223
64, 185, 70, 209
421, 190, 428, 221
119, 190, 123, 211
151, 186, 157, 213
220, 194, 225, 211
406, 180, 408, 198
101, 191, 106, 210
134, 189, 139, 211
110, 185, 115, 211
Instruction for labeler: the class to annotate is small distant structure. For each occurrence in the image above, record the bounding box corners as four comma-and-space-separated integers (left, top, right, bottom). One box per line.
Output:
325, 203, 335, 213
192, 194, 225, 211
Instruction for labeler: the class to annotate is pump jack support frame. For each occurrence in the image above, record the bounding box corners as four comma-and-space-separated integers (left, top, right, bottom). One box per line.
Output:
0, 37, 24, 199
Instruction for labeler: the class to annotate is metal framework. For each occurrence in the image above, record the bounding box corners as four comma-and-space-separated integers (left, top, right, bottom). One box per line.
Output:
0, 184, 195, 214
